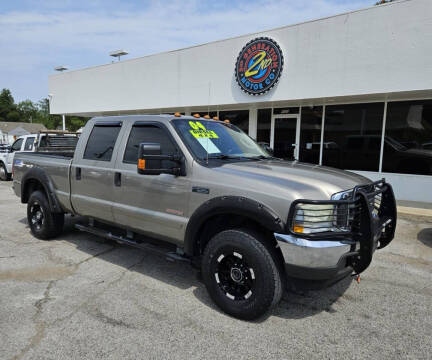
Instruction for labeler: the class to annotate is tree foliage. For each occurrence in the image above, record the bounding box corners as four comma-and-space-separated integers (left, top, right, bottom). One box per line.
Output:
0, 88, 88, 131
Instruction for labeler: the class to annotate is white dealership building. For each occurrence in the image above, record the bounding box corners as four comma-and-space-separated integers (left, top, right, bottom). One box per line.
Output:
49, 0, 432, 202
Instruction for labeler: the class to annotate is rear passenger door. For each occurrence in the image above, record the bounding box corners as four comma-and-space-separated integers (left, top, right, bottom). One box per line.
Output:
112, 121, 190, 243
70, 121, 124, 222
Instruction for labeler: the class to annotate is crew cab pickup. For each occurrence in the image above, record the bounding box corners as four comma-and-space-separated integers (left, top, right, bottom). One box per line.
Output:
12, 115, 397, 320
0, 130, 79, 181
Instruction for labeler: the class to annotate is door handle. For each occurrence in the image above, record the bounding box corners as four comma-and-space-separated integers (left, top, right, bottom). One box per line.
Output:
114, 172, 121, 187
76, 167, 81, 180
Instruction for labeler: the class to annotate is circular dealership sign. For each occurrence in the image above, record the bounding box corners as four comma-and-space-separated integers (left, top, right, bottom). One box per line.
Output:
235, 37, 284, 96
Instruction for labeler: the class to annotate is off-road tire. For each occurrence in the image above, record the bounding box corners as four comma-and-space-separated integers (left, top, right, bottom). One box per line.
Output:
27, 191, 64, 240
0, 162, 10, 181
202, 228, 283, 320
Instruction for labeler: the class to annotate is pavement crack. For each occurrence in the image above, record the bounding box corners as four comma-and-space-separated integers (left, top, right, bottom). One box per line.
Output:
49, 254, 147, 327
10, 280, 54, 360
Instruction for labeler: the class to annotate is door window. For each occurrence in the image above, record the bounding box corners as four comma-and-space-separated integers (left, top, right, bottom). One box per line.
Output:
24, 137, 35, 151
11, 138, 23, 152
123, 125, 176, 167
83, 124, 121, 161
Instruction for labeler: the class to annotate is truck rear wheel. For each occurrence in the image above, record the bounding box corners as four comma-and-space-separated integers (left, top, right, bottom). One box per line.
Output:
0, 162, 10, 181
201, 229, 283, 320
27, 191, 64, 240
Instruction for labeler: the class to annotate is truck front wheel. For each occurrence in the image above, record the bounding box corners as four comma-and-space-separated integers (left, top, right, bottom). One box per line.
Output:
202, 229, 283, 320
27, 191, 64, 240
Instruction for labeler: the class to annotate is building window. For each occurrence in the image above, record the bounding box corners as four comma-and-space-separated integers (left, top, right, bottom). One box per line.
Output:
273, 107, 299, 115
322, 102, 384, 171
299, 106, 323, 164
257, 109, 271, 144
219, 110, 249, 133
383, 100, 432, 175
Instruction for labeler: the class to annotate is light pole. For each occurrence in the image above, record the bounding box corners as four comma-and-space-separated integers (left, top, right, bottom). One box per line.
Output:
109, 50, 129, 62
54, 66, 69, 130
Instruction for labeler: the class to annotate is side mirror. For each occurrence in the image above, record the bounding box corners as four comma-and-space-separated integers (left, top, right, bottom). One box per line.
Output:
137, 142, 182, 176
258, 142, 274, 156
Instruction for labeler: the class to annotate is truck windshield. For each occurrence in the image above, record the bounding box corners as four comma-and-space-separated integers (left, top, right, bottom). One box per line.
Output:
172, 119, 271, 160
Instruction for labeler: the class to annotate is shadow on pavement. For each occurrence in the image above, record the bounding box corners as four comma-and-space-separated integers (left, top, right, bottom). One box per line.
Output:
417, 228, 432, 248
22, 214, 352, 321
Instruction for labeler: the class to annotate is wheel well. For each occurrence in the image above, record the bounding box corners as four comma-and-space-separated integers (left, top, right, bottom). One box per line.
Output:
194, 213, 277, 257
22, 179, 46, 203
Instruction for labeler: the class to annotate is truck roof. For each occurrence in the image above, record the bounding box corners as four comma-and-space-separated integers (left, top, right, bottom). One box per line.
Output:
89, 114, 215, 125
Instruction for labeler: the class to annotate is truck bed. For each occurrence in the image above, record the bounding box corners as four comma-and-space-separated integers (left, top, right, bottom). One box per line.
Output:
13, 152, 73, 213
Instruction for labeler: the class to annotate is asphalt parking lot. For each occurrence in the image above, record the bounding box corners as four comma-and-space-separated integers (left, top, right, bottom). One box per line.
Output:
0, 181, 431, 360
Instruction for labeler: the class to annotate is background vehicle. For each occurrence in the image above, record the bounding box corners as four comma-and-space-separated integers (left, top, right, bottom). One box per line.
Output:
12, 115, 396, 320
0, 130, 79, 181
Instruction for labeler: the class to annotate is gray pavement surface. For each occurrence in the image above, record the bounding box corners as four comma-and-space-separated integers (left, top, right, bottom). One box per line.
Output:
0, 181, 431, 359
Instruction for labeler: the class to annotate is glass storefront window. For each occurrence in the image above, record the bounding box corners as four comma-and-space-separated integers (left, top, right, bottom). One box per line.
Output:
322, 103, 384, 171
219, 110, 249, 133
257, 109, 271, 144
383, 100, 432, 175
299, 106, 323, 164
273, 107, 299, 115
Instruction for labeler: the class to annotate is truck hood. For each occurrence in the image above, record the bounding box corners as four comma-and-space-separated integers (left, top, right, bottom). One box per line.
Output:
213, 160, 372, 200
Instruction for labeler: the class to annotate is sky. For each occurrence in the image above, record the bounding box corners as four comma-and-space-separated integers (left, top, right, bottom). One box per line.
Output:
0, 0, 375, 103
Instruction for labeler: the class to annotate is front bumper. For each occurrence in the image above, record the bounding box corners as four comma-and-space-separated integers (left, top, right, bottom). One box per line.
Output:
275, 179, 397, 286
275, 233, 353, 280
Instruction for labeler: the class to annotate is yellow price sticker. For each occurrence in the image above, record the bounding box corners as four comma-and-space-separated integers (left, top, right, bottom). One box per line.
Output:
189, 121, 219, 139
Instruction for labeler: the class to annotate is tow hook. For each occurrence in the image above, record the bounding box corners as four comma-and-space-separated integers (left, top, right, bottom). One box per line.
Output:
352, 273, 361, 284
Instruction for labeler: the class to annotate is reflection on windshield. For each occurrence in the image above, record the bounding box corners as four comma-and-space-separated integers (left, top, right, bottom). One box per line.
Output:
172, 119, 271, 161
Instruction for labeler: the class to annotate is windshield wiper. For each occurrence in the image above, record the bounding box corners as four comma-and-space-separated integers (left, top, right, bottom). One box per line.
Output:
206, 154, 256, 160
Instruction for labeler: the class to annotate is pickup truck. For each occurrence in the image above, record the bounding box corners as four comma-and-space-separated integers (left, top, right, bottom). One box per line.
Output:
0, 130, 79, 181
12, 114, 397, 320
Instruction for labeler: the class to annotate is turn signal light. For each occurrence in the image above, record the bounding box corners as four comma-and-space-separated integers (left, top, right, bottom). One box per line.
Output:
224, 119, 230, 123
293, 225, 304, 233
193, 113, 200, 118
138, 159, 146, 170
203, 115, 210, 119
174, 112, 181, 117
213, 116, 219, 121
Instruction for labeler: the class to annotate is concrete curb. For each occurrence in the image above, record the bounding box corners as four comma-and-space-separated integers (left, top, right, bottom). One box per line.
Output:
397, 206, 432, 218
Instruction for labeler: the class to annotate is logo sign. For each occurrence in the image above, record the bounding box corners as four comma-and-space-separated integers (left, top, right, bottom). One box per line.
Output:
235, 37, 284, 96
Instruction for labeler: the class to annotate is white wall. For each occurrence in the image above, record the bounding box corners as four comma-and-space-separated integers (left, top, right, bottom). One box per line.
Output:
49, 0, 432, 115
353, 170, 432, 203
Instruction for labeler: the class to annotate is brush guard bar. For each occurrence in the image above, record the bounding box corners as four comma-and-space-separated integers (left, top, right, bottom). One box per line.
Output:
286, 179, 397, 274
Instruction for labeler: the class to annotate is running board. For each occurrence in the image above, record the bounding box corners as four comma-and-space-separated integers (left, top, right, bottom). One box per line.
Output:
75, 223, 190, 264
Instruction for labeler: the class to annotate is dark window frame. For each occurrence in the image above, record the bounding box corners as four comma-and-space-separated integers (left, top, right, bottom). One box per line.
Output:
83, 123, 122, 162
122, 121, 181, 165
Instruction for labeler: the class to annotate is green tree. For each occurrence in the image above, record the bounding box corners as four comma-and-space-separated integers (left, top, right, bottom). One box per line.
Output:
17, 99, 38, 123
0, 88, 19, 122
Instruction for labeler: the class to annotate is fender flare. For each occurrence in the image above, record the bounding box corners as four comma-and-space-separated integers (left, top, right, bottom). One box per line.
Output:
21, 167, 64, 213
184, 196, 285, 256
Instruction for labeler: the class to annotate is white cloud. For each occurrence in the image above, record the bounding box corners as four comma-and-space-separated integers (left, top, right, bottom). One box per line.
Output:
0, 0, 370, 101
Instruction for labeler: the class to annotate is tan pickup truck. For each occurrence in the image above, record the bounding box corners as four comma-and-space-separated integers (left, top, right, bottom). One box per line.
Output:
12, 114, 397, 320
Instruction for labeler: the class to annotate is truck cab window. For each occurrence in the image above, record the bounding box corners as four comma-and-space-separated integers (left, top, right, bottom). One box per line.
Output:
24, 137, 35, 151
11, 138, 23, 152
123, 125, 176, 165
83, 125, 121, 161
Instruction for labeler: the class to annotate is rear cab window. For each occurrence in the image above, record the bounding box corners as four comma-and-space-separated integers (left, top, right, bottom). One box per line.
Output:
83, 122, 122, 161
24, 137, 35, 151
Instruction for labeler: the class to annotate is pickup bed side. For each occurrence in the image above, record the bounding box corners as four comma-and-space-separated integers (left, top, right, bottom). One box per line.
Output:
13, 153, 73, 213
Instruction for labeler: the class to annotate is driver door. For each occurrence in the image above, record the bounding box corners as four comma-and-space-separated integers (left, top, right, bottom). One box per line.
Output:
112, 121, 190, 243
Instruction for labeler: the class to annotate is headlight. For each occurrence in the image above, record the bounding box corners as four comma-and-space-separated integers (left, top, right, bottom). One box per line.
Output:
292, 204, 336, 234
